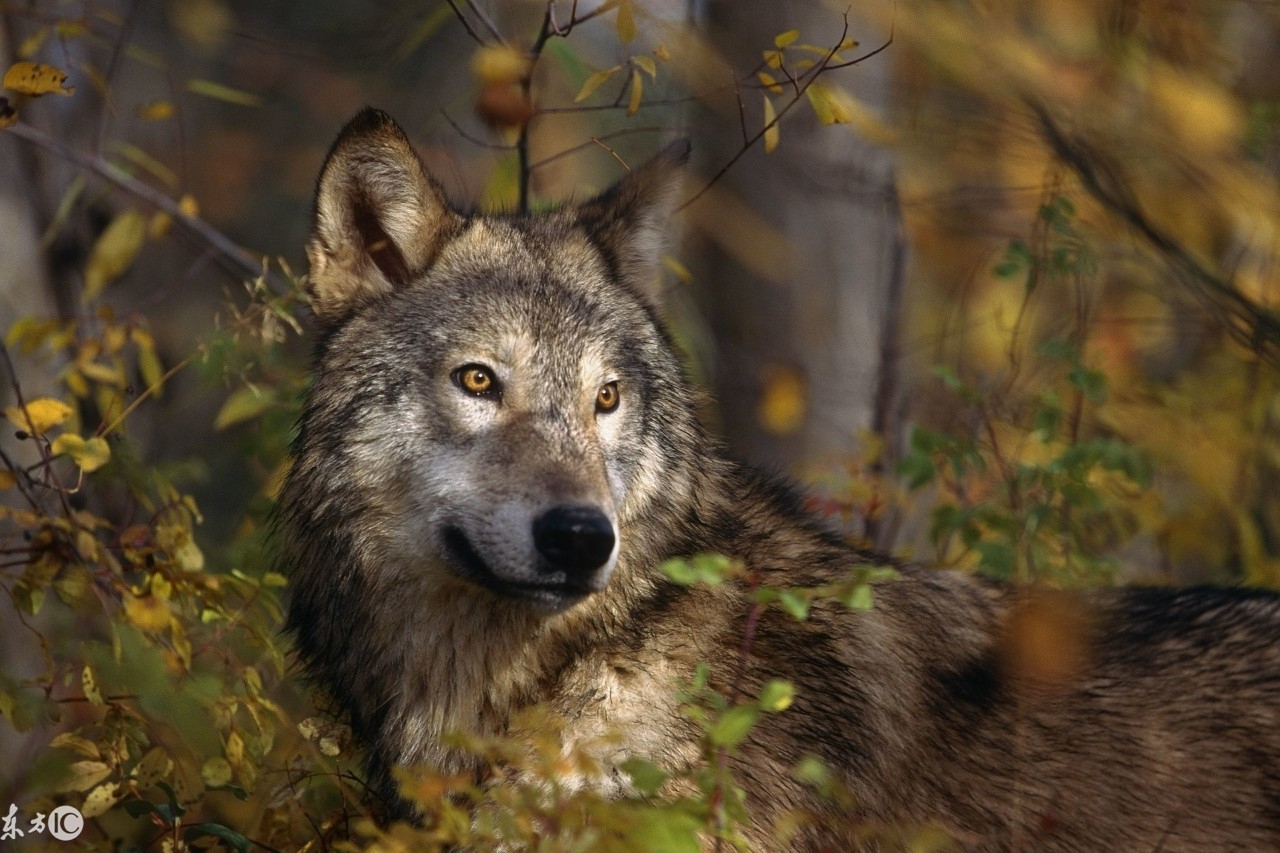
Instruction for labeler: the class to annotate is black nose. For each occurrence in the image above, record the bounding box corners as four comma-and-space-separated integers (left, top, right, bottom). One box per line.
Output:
533, 506, 616, 579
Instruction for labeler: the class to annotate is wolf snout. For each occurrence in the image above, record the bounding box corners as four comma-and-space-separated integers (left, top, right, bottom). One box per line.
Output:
533, 505, 616, 580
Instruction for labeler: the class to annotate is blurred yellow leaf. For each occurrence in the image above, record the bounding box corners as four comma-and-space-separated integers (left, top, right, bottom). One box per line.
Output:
84, 209, 147, 301
178, 194, 200, 218
757, 71, 783, 95
774, 29, 800, 48
59, 760, 112, 792
804, 82, 851, 125
0, 470, 15, 490
575, 66, 621, 103
82, 665, 103, 705
201, 756, 233, 788
50, 732, 101, 760
184, 78, 261, 107
617, 0, 636, 44
633, 55, 657, 79
51, 433, 111, 473
758, 365, 806, 435
471, 45, 530, 86
5, 397, 73, 434
16, 26, 48, 58
762, 95, 779, 154
3, 61, 75, 95
214, 386, 272, 430
627, 69, 643, 116
157, 524, 204, 572
654, 42, 670, 61
136, 99, 175, 121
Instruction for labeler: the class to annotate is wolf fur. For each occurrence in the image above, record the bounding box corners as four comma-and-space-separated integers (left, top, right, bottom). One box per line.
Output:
279, 108, 1280, 849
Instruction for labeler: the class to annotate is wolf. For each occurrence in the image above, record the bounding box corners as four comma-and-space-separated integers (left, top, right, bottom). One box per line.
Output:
278, 107, 1280, 850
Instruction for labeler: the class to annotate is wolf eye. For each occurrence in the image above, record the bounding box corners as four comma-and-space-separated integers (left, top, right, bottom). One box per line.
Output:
453, 365, 501, 399
596, 381, 620, 413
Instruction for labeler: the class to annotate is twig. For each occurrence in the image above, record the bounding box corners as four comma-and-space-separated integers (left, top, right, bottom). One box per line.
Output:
528, 125, 671, 170
445, 0, 488, 45
462, 0, 505, 44
441, 109, 517, 151
5, 122, 277, 291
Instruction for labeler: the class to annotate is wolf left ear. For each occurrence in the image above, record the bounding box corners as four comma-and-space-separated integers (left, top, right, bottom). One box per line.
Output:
577, 139, 690, 306
307, 108, 460, 326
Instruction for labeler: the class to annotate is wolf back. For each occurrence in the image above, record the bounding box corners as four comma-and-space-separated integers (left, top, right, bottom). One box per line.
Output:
277, 108, 1280, 850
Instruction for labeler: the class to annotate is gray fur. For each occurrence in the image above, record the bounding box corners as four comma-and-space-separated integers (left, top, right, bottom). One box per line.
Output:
279, 108, 1280, 850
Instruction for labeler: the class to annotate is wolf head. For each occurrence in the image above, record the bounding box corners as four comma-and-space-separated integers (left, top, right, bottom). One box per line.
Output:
291, 108, 694, 614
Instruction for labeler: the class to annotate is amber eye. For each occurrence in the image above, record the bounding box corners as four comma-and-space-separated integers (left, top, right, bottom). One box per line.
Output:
453, 365, 500, 398
596, 381, 620, 413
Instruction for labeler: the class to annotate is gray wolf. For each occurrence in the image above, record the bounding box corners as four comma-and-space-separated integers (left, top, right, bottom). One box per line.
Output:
279, 107, 1280, 849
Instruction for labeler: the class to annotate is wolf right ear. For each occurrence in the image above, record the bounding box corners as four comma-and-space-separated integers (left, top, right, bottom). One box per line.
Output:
307, 108, 459, 326
577, 139, 690, 306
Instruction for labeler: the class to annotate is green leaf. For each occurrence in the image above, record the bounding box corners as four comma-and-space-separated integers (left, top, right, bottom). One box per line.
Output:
709, 704, 759, 748
214, 386, 273, 430
620, 757, 668, 797
184, 823, 250, 853
758, 679, 794, 712
778, 588, 810, 620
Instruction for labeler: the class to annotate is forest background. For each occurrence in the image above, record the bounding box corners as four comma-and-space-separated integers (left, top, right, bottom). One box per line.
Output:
3, 0, 1280, 849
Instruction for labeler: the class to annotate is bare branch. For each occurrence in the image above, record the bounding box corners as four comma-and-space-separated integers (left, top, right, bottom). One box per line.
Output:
5, 122, 277, 291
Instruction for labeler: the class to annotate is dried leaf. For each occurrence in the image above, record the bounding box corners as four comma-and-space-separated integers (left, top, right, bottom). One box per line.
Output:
574, 65, 621, 103
17, 26, 49, 58
131, 747, 173, 788
84, 210, 147, 301
124, 592, 172, 634
50, 732, 101, 760
3, 61, 75, 95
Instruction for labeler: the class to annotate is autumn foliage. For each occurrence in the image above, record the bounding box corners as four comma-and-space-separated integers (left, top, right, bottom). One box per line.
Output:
2, 0, 1280, 849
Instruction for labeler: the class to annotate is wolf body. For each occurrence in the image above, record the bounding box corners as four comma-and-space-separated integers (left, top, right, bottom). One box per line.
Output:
279, 108, 1280, 850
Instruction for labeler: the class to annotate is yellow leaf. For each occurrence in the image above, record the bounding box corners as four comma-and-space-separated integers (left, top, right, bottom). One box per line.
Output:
157, 524, 204, 572
757, 71, 783, 95
52, 433, 111, 473
81, 781, 122, 818
178, 194, 200, 218
574, 65, 621, 103
226, 730, 245, 767
5, 397, 73, 434
214, 386, 272, 430
184, 78, 261, 107
0, 470, 15, 490
50, 732, 101, 760
762, 95, 779, 154
471, 45, 531, 86
136, 99, 175, 121
82, 665, 103, 705
17, 26, 49, 58
763, 49, 783, 70
617, 0, 636, 44
202, 756, 233, 788
758, 365, 806, 435
84, 209, 147, 301
654, 43, 670, 61
774, 29, 800, 48
633, 55, 657, 79
131, 747, 173, 788
124, 591, 172, 634
3, 61, 75, 95
627, 69, 643, 117
149, 210, 172, 239
60, 760, 112, 792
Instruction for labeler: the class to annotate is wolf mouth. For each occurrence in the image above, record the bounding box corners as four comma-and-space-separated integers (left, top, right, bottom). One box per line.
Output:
442, 526, 591, 609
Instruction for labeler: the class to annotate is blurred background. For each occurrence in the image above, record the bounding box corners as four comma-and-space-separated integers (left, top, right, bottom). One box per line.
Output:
4, 0, 1280, 843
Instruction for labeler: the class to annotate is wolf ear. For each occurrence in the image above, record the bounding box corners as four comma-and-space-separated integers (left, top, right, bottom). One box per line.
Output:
577, 139, 690, 306
307, 108, 458, 326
